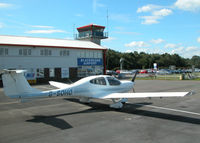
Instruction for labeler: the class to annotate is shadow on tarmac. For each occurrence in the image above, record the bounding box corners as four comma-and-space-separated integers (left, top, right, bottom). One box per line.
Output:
26, 115, 73, 130
26, 98, 200, 130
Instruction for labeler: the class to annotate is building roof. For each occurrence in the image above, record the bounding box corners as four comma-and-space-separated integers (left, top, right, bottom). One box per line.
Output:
0, 35, 107, 50
77, 24, 105, 32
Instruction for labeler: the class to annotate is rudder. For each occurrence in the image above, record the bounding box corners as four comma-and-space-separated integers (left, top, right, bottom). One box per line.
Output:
1, 70, 40, 98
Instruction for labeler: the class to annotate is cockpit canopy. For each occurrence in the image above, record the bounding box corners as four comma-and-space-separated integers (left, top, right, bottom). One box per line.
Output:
90, 76, 121, 86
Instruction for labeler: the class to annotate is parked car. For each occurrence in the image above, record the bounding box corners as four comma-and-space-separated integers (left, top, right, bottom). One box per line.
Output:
116, 70, 121, 74
195, 68, 200, 72
106, 70, 117, 76
139, 70, 148, 74
156, 69, 172, 75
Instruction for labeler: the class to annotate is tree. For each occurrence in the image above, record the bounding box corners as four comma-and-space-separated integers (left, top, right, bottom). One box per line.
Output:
191, 56, 200, 68
106, 49, 192, 70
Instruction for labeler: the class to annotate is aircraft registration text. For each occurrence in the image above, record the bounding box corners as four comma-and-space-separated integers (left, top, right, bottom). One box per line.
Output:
48, 89, 73, 97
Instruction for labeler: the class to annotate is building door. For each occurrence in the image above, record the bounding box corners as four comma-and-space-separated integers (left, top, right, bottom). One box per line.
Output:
69, 67, 77, 79
44, 68, 49, 79
55, 68, 61, 80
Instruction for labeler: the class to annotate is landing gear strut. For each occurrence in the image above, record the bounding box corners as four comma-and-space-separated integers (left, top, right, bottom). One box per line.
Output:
109, 98, 128, 109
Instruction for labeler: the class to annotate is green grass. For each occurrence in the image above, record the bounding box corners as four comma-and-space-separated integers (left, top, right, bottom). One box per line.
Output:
135, 73, 200, 81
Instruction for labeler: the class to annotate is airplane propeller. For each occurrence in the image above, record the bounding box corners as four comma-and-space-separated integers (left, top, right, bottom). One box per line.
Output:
131, 70, 138, 93
131, 70, 138, 82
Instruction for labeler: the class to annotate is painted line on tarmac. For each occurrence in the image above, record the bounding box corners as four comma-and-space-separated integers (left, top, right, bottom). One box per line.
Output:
134, 103, 200, 116
0, 101, 19, 105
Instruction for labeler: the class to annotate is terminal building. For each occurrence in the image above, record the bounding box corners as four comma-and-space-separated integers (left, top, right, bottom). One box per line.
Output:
0, 24, 108, 85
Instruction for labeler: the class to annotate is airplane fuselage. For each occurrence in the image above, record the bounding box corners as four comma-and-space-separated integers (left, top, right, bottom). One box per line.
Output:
11, 75, 134, 100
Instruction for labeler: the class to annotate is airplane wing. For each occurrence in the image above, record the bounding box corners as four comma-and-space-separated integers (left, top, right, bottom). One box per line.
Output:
98, 92, 192, 99
49, 81, 71, 89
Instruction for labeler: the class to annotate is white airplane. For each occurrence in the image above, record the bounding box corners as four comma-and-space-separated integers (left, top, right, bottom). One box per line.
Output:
0, 70, 192, 109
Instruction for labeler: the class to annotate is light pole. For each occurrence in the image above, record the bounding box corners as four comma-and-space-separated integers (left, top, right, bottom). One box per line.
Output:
120, 58, 124, 71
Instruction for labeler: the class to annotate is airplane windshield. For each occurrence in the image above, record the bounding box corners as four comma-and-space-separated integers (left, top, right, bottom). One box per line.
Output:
90, 77, 106, 85
106, 77, 121, 86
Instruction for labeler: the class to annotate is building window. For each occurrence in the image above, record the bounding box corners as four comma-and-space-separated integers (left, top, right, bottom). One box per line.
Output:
28, 49, 31, 55
94, 52, 97, 58
37, 68, 44, 78
40, 50, 44, 55
97, 52, 102, 58
5, 49, 8, 55
23, 49, 27, 55
89, 51, 94, 58
60, 50, 70, 56
0, 48, 9, 56
40, 49, 52, 56
19, 49, 22, 55
80, 51, 85, 58
86, 52, 90, 58
18, 49, 31, 56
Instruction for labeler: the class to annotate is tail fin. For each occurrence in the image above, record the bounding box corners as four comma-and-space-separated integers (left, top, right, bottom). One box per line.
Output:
1, 70, 40, 98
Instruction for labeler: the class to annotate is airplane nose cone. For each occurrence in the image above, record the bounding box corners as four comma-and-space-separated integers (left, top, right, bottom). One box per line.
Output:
121, 81, 134, 91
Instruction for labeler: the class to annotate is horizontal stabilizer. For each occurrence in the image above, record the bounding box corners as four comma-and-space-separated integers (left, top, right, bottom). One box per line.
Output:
49, 81, 70, 89
99, 92, 191, 99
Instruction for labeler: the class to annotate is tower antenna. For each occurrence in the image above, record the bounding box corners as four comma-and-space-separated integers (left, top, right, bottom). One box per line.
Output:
106, 9, 109, 37
73, 24, 75, 39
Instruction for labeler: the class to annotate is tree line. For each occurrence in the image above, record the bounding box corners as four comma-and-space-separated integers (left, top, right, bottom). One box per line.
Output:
106, 49, 200, 70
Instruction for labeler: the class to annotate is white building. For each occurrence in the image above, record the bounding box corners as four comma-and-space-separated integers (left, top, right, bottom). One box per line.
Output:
0, 34, 107, 84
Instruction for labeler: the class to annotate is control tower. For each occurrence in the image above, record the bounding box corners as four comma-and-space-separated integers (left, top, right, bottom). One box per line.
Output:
76, 24, 108, 45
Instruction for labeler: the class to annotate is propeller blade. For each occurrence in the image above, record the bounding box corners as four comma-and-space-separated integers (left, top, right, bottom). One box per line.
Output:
131, 70, 138, 82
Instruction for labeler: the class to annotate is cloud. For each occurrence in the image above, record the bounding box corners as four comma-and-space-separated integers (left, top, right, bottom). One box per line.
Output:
137, 4, 161, 13
125, 50, 133, 53
125, 41, 149, 48
93, 0, 106, 13
137, 4, 173, 25
31, 25, 54, 29
197, 37, 200, 43
186, 46, 198, 51
170, 46, 199, 58
110, 13, 132, 23
103, 37, 116, 42
75, 14, 84, 17
140, 16, 160, 25
125, 41, 198, 58
0, 23, 3, 28
174, 0, 200, 12
25, 29, 66, 34
113, 27, 141, 35
164, 43, 177, 49
113, 31, 140, 35
151, 38, 165, 44
64, 37, 73, 40
0, 3, 12, 8
153, 9, 172, 16
171, 46, 184, 53
139, 9, 173, 25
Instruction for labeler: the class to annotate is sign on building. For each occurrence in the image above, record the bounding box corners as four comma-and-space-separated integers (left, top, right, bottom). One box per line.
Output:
61, 68, 69, 78
77, 58, 103, 66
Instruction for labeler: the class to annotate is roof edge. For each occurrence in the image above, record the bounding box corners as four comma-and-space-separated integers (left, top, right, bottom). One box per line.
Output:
0, 43, 107, 50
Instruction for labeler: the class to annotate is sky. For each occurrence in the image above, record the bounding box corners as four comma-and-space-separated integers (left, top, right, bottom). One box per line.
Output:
0, 0, 200, 58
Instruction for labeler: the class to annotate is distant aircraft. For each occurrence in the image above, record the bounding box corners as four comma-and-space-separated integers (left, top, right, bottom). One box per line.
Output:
0, 70, 192, 109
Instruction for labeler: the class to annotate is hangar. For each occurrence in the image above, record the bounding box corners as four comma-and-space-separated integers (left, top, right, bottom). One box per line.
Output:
0, 24, 108, 84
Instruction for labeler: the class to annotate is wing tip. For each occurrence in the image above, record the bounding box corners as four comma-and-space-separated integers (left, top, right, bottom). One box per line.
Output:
185, 91, 195, 96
